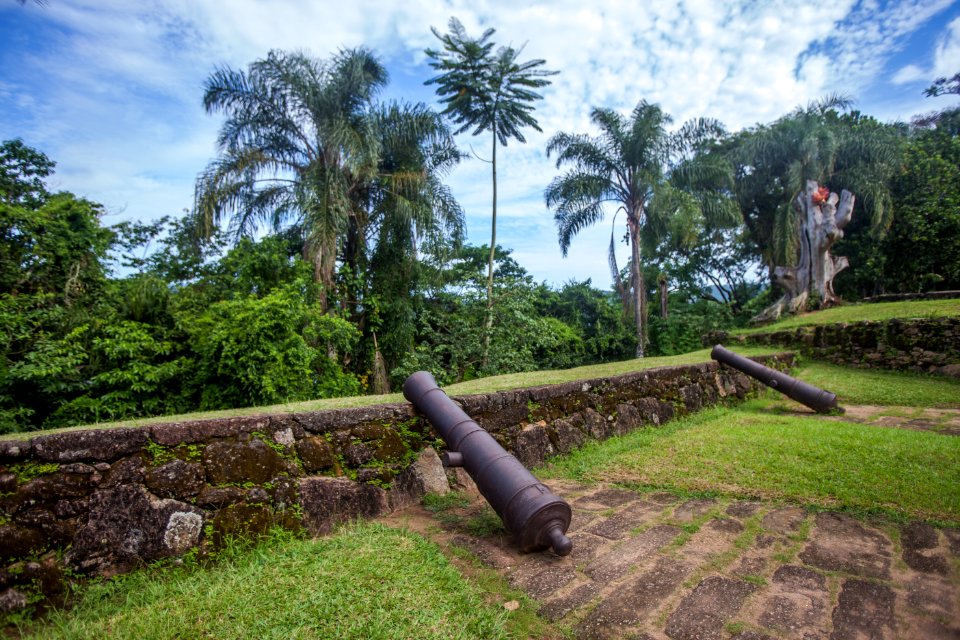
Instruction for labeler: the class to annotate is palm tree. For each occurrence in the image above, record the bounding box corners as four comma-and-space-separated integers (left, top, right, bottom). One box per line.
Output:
545, 101, 737, 357
425, 17, 557, 366
730, 96, 903, 319
195, 48, 388, 310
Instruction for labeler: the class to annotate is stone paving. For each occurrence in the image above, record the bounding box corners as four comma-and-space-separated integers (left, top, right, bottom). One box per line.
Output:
383, 407, 960, 639
395, 480, 960, 639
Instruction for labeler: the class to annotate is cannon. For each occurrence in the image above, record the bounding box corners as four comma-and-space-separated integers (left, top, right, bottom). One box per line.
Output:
711, 344, 841, 414
403, 371, 573, 556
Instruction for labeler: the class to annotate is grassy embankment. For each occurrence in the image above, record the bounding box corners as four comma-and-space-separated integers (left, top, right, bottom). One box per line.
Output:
732, 297, 960, 334
538, 360, 960, 524
3, 345, 784, 438
11, 524, 553, 639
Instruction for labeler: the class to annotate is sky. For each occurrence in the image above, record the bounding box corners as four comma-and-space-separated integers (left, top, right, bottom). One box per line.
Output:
2, 0, 959, 288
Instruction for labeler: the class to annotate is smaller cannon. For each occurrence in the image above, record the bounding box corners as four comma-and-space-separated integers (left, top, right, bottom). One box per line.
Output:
711, 344, 841, 414
403, 371, 573, 556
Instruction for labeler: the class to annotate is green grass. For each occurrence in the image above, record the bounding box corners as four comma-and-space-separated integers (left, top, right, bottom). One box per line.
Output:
795, 362, 960, 408
13, 524, 535, 640
3, 346, 783, 439
735, 298, 960, 335
538, 401, 960, 524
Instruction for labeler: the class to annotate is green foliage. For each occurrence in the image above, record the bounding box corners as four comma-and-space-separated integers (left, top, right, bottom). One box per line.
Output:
545, 100, 737, 356
0, 139, 54, 209
9, 461, 59, 484
186, 284, 360, 410
878, 127, 960, 292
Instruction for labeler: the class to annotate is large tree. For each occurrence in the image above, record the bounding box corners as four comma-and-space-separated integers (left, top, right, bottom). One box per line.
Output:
196, 48, 461, 320
545, 101, 737, 357
425, 17, 557, 366
730, 98, 903, 320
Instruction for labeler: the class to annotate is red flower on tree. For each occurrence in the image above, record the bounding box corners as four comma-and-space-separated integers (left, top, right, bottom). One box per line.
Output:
811, 185, 830, 205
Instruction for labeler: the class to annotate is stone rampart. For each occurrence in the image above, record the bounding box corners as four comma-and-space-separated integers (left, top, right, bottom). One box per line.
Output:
0, 354, 792, 613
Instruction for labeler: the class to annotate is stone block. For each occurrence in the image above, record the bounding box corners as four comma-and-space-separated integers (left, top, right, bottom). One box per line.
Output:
298, 477, 389, 536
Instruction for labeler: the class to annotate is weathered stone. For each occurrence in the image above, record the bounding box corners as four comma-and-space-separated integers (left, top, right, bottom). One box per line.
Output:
298, 477, 389, 535
830, 579, 895, 640
150, 419, 244, 445
31, 428, 148, 463
296, 436, 335, 473
614, 403, 642, 435
512, 565, 577, 599
901, 522, 949, 575
144, 460, 205, 499
573, 488, 639, 511
0, 524, 45, 560
799, 512, 891, 579
672, 499, 716, 523
761, 507, 806, 534
195, 485, 248, 508
209, 502, 282, 547
54, 497, 89, 519
0, 588, 27, 614
343, 441, 374, 466
391, 448, 449, 508
576, 556, 690, 637
371, 429, 408, 462
664, 576, 757, 640
513, 423, 554, 468
267, 475, 299, 511
11, 472, 98, 512
99, 455, 146, 487
203, 439, 295, 485
68, 485, 204, 575
0, 439, 31, 461
586, 501, 662, 540
550, 418, 586, 455
757, 565, 829, 636
585, 525, 680, 583
539, 582, 600, 622
726, 501, 762, 518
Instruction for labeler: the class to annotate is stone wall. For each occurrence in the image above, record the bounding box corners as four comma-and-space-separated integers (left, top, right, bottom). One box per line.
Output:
0, 355, 791, 614
704, 317, 960, 376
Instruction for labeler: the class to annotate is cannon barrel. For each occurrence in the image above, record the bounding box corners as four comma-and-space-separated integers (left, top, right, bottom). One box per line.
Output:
403, 371, 572, 556
711, 344, 840, 413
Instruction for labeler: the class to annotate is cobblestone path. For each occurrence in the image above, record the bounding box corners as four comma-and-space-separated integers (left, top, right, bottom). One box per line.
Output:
390, 480, 959, 639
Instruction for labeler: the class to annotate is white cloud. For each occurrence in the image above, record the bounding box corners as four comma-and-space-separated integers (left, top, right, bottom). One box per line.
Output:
892, 63, 927, 84
1, 0, 955, 286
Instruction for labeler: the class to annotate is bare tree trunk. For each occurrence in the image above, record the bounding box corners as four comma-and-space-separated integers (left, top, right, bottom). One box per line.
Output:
482, 131, 497, 370
629, 220, 645, 358
754, 180, 855, 323
658, 274, 669, 319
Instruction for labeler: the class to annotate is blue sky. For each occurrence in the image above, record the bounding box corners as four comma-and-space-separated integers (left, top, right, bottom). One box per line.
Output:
2, 0, 959, 288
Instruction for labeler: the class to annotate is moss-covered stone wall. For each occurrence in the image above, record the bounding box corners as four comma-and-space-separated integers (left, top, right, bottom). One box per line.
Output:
705, 317, 960, 376
0, 355, 791, 614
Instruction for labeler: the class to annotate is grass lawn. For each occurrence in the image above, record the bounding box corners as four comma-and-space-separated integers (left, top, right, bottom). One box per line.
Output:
13, 523, 550, 640
538, 399, 960, 524
4, 345, 783, 438
733, 298, 960, 335
795, 361, 960, 407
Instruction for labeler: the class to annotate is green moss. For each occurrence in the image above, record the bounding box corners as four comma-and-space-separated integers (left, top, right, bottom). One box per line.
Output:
10, 462, 60, 484
143, 440, 175, 466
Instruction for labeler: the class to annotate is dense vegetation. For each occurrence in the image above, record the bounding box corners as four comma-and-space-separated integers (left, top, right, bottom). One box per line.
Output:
1, 30, 957, 433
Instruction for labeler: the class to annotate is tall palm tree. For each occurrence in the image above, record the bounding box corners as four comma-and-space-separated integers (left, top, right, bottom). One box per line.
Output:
545, 101, 737, 357
195, 48, 388, 310
425, 17, 557, 366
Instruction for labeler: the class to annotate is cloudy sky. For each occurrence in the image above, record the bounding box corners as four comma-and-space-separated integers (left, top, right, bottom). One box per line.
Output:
2, 0, 959, 287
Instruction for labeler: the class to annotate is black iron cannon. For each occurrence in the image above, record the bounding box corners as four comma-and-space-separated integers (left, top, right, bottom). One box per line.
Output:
403, 371, 573, 556
711, 344, 841, 414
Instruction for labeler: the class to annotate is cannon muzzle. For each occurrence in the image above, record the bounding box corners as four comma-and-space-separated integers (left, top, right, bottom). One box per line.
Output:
711, 344, 841, 413
403, 371, 572, 556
